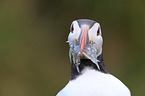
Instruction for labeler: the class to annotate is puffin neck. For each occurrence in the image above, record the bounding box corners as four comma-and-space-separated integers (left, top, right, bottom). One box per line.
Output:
70, 53, 108, 80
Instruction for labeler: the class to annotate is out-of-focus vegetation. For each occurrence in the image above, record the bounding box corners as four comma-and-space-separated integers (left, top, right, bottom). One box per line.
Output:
0, 0, 145, 96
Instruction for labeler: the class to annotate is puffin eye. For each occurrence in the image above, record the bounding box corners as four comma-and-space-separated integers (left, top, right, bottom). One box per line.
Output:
70, 24, 74, 33
97, 27, 101, 36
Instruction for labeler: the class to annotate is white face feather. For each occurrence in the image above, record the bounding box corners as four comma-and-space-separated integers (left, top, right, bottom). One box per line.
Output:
88, 23, 103, 56
68, 20, 103, 56
68, 21, 81, 43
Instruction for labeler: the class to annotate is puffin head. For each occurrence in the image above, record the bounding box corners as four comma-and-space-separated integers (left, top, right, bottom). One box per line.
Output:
67, 19, 103, 72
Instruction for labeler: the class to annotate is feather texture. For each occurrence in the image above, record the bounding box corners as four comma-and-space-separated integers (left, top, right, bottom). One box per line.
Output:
57, 67, 131, 96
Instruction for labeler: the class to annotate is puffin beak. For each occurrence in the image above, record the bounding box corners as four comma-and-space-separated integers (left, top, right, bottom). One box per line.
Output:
78, 25, 89, 57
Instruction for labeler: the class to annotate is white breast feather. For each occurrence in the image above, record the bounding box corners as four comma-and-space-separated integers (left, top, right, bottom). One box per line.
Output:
56, 67, 131, 96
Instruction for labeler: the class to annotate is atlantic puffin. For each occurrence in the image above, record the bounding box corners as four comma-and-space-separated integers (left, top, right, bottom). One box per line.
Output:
56, 19, 131, 96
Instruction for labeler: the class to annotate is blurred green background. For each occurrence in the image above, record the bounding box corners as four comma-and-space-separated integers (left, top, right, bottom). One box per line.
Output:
0, 0, 145, 96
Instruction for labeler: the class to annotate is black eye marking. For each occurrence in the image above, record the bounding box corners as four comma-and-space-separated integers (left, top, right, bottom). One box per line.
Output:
97, 27, 101, 36
70, 24, 74, 33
